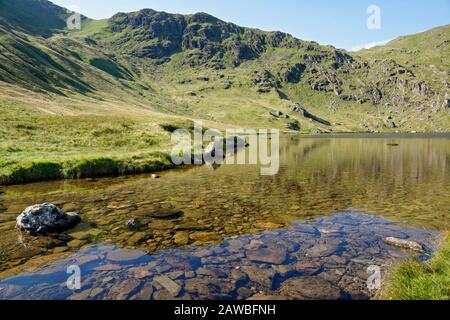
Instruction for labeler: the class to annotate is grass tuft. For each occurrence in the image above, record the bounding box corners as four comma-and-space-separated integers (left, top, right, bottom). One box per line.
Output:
383, 233, 450, 300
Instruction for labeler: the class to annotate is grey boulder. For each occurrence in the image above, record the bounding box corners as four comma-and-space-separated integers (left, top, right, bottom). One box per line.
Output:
383, 237, 426, 253
16, 203, 81, 235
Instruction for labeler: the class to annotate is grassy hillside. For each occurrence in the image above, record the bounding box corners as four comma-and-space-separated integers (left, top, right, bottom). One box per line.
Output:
0, 0, 449, 184
357, 25, 450, 92
0, 99, 211, 184
0, 0, 70, 37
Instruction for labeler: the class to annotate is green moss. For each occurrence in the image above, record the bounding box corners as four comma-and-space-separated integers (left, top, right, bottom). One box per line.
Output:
383, 233, 450, 300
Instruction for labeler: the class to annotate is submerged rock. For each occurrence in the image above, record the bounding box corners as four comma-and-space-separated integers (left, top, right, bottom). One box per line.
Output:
106, 249, 146, 263
16, 203, 81, 235
383, 237, 426, 253
154, 276, 182, 297
173, 231, 190, 246
147, 208, 183, 219
246, 243, 288, 265
279, 277, 341, 300
126, 219, 138, 228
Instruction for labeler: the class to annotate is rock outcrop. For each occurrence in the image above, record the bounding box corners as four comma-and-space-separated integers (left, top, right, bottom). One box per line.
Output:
16, 203, 81, 235
290, 104, 331, 126
285, 121, 301, 131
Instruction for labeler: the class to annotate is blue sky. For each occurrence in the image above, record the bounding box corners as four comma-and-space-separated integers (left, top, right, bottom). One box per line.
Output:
51, 0, 449, 50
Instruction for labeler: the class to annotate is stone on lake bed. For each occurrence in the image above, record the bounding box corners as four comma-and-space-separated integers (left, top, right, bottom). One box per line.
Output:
127, 232, 148, 246
94, 264, 123, 271
67, 239, 87, 248
293, 224, 318, 234
247, 295, 289, 301
52, 246, 69, 253
189, 231, 222, 242
154, 276, 182, 297
255, 222, 284, 229
383, 237, 426, 253
293, 260, 322, 275
141, 208, 183, 220
167, 271, 185, 280
241, 266, 277, 289
127, 266, 154, 279
279, 277, 341, 300
175, 222, 212, 231
106, 249, 147, 263
131, 283, 154, 300
16, 203, 81, 235
306, 240, 341, 258
107, 279, 141, 300
69, 229, 102, 240
246, 244, 288, 265
237, 287, 254, 299
149, 220, 175, 230
173, 231, 190, 246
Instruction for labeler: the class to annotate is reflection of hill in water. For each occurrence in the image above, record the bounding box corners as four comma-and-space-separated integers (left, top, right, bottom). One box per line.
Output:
0, 136, 448, 276
266, 137, 450, 229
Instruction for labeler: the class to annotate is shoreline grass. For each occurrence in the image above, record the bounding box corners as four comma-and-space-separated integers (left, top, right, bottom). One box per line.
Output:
0, 153, 174, 185
382, 232, 450, 300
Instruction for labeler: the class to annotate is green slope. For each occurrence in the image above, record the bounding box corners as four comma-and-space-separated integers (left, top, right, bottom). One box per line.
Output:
0, 0, 449, 184
0, 0, 69, 37
357, 24, 450, 91
0, 1, 448, 131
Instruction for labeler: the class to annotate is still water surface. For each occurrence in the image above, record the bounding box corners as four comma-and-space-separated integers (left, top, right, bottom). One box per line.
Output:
0, 134, 448, 299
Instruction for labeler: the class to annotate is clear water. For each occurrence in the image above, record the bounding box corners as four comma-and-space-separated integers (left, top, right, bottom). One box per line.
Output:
0, 134, 448, 299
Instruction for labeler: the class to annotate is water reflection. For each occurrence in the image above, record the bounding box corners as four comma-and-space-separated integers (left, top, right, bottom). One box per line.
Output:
0, 135, 449, 277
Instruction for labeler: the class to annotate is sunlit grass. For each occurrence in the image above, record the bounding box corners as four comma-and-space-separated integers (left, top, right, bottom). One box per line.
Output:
383, 232, 450, 300
0, 101, 196, 184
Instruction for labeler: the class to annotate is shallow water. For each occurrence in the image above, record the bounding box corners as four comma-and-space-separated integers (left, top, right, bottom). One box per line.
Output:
0, 134, 449, 299
0, 213, 440, 300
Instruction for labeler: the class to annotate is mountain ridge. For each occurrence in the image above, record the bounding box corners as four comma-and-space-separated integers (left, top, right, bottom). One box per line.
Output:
0, 0, 449, 133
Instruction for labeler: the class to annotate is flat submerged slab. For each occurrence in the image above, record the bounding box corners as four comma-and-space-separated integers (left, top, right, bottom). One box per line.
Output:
0, 213, 439, 300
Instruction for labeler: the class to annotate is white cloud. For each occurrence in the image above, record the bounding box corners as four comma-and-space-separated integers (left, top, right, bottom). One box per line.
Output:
349, 39, 393, 52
